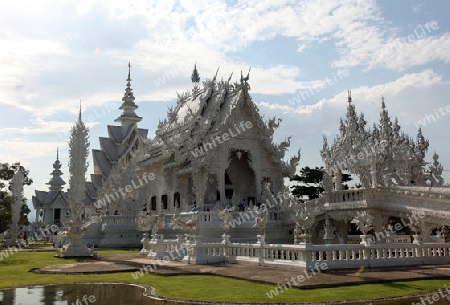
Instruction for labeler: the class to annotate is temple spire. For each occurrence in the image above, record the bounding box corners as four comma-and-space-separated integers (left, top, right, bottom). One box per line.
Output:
348, 90, 352, 104
128, 61, 131, 81
78, 100, 82, 123
47, 148, 66, 191
115, 62, 142, 127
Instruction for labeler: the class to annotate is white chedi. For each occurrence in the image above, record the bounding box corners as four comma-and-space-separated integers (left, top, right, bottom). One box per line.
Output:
57, 109, 95, 258
5, 169, 24, 247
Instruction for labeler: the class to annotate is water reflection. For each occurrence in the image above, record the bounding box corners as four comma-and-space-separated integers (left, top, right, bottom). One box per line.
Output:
0, 283, 449, 305
0, 284, 182, 305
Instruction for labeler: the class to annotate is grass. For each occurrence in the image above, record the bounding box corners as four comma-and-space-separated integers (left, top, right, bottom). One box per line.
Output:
0, 250, 449, 303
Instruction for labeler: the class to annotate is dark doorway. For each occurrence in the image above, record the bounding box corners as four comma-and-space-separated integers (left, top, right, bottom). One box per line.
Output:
54, 209, 61, 222
151, 196, 157, 211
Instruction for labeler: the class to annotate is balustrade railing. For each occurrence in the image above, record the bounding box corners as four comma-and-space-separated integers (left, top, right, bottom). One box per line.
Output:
326, 189, 366, 203
348, 234, 412, 244
102, 215, 138, 224
386, 234, 411, 243
151, 239, 450, 270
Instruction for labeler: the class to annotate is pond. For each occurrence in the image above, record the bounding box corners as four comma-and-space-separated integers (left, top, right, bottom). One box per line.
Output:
1, 283, 449, 305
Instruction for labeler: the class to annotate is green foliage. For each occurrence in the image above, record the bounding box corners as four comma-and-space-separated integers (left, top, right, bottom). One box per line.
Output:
290, 166, 325, 201
0, 194, 13, 232
20, 203, 31, 226
290, 166, 352, 201
0, 162, 33, 188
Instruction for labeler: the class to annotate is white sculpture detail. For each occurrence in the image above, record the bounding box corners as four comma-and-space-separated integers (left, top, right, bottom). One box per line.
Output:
323, 215, 335, 242
252, 207, 268, 235
172, 209, 199, 235
351, 211, 374, 235
218, 205, 235, 234
321, 94, 433, 188
96, 143, 151, 217
291, 199, 320, 244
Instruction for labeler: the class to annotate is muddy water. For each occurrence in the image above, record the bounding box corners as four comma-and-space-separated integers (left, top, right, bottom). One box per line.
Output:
1, 283, 449, 304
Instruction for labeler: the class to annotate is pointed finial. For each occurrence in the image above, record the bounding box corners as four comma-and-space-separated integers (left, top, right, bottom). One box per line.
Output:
79, 100, 82, 120
240, 69, 250, 83
348, 90, 352, 103
381, 96, 385, 109
128, 61, 131, 81
57, 147, 59, 160
227, 71, 234, 83
213, 66, 220, 82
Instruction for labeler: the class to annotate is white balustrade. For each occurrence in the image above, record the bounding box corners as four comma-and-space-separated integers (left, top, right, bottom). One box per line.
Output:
148, 239, 450, 270
327, 189, 366, 203
102, 215, 138, 224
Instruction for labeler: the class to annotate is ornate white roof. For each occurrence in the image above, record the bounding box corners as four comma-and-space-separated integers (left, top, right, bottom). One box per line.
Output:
139, 69, 300, 176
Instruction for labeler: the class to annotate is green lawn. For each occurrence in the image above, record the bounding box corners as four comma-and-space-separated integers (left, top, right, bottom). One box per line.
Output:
0, 250, 449, 303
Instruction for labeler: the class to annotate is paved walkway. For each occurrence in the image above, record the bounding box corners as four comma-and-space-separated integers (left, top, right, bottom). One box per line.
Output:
36, 253, 450, 288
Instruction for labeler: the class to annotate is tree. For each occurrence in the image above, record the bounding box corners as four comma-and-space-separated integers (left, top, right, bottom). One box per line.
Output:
0, 162, 33, 187
0, 162, 33, 232
290, 166, 352, 201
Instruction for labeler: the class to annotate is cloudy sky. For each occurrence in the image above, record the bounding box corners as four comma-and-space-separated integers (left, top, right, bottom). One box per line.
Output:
1, 0, 449, 220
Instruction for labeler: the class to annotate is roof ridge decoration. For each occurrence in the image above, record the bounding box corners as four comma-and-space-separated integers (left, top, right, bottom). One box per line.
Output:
140, 65, 299, 176
115, 61, 142, 126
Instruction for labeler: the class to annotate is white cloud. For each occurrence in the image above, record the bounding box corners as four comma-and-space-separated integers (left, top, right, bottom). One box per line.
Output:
333, 19, 450, 71
0, 140, 66, 162
0, 118, 73, 136
0, 0, 388, 117
258, 68, 449, 153
0, 116, 100, 141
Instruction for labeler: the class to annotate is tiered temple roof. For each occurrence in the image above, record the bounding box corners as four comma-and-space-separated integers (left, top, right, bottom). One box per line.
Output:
32, 149, 68, 219
85, 63, 148, 205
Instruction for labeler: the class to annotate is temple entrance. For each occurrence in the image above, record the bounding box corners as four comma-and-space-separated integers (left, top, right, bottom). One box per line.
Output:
225, 149, 256, 207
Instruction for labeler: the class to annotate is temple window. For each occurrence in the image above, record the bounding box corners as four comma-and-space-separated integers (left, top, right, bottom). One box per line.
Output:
161, 194, 168, 210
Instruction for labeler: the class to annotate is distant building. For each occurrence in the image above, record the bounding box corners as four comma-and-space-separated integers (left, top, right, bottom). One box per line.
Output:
32, 149, 68, 225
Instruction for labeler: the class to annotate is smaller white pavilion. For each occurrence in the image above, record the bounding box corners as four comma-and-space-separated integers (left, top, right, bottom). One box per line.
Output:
32, 149, 69, 225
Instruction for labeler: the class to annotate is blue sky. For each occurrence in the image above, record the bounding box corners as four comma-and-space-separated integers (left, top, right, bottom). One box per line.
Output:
1, 0, 449, 221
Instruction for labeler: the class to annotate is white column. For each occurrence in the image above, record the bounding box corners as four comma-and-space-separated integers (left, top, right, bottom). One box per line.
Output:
156, 193, 161, 213
255, 170, 261, 203
169, 192, 174, 212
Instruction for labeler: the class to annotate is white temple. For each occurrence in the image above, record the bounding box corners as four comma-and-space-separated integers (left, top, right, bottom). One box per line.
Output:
79, 64, 300, 247
35, 63, 450, 269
